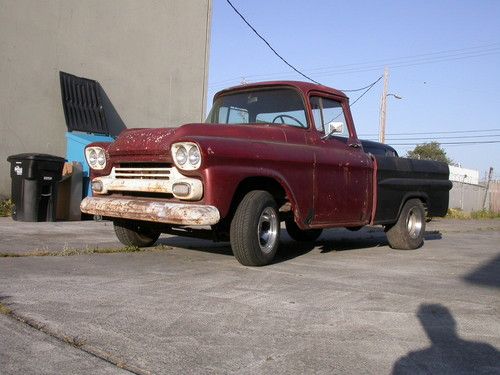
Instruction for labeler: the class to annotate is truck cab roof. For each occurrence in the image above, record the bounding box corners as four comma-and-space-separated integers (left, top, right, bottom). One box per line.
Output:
215, 81, 348, 100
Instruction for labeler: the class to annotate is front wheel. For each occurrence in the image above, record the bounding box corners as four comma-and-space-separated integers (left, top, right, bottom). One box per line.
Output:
113, 220, 160, 247
230, 190, 280, 266
385, 199, 426, 250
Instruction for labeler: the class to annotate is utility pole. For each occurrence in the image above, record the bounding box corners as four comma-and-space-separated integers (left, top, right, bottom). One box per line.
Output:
379, 67, 389, 143
482, 167, 494, 210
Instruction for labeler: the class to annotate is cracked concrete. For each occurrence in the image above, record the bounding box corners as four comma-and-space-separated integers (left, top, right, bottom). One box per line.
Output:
0, 314, 128, 374
0, 218, 499, 374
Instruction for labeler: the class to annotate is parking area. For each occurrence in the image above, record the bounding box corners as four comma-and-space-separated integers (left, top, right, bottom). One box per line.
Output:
0, 217, 499, 374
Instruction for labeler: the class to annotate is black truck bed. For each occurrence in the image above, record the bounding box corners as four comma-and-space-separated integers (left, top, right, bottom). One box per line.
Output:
373, 156, 452, 225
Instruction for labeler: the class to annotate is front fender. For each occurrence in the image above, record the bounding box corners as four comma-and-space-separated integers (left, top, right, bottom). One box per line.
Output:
202, 165, 303, 220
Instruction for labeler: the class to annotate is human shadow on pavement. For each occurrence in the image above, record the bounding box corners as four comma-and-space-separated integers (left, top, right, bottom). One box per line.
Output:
463, 253, 500, 289
392, 304, 500, 374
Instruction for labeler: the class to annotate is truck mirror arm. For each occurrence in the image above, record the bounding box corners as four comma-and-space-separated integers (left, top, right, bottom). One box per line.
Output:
320, 131, 333, 140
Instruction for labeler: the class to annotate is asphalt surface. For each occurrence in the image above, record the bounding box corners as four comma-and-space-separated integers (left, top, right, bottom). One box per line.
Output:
0, 217, 499, 374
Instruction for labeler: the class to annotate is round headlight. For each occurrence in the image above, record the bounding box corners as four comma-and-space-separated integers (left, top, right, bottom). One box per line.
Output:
175, 146, 188, 165
86, 147, 107, 170
88, 149, 97, 166
97, 150, 106, 166
171, 142, 202, 170
188, 146, 200, 166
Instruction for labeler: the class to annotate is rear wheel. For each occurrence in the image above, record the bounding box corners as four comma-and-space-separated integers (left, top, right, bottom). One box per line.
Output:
113, 220, 160, 247
385, 199, 425, 250
285, 219, 322, 242
230, 190, 280, 266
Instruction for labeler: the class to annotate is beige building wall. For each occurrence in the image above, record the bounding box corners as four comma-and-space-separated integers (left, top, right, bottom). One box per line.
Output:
0, 0, 211, 196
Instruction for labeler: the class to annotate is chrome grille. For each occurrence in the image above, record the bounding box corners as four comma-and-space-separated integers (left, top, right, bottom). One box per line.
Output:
113, 167, 172, 180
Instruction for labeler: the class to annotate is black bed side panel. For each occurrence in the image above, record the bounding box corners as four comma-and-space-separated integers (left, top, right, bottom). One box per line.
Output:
373, 156, 452, 224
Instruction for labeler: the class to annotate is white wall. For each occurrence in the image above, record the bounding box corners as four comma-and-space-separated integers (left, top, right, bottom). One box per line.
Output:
0, 0, 212, 196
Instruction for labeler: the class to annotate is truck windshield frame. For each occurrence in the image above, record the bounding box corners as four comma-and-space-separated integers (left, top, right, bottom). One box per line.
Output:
206, 87, 309, 128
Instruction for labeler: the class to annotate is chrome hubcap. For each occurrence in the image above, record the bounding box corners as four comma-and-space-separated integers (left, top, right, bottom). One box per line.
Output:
258, 207, 278, 254
406, 208, 423, 239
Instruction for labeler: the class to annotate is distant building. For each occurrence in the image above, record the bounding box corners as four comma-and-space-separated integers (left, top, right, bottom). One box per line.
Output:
0, 0, 212, 197
449, 165, 480, 185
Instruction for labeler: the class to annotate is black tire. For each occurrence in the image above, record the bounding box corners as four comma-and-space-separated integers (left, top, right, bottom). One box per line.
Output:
285, 219, 322, 242
385, 199, 426, 250
230, 190, 280, 266
113, 220, 160, 247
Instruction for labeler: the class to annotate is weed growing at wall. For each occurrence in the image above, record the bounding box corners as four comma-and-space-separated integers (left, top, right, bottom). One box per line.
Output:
446, 208, 500, 219
0, 199, 12, 217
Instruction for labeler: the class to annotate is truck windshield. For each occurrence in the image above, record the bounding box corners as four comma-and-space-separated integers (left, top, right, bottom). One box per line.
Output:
206, 88, 308, 128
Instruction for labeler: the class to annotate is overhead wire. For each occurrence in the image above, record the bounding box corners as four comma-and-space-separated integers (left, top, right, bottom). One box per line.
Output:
225, 0, 321, 85
292, 43, 500, 74
363, 134, 500, 141
358, 128, 500, 137
389, 140, 500, 146
222, 1, 498, 147
224, 0, 383, 95
341, 76, 383, 92
210, 43, 500, 88
347, 76, 383, 107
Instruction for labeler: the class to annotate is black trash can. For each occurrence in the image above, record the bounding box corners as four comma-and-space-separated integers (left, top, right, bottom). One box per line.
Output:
7, 153, 66, 222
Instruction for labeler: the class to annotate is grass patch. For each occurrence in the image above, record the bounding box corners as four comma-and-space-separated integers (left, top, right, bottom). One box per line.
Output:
0, 244, 175, 258
446, 208, 500, 220
470, 210, 500, 219
58, 245, 143, 256
0, 199, 13, 217
0, 302, 12, 315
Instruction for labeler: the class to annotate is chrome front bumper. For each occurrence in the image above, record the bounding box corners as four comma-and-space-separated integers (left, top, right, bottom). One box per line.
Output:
80, 196, 220, 226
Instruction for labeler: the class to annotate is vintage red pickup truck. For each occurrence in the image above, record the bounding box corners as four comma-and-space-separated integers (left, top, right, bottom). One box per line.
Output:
81, 81, 452, 266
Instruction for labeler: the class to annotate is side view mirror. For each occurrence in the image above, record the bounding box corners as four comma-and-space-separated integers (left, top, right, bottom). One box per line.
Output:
321, 121, 344, 139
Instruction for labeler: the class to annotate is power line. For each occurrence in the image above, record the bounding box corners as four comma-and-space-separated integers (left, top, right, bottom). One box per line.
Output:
225, 0, 320, 85
294, 49, 500, 77
348, 77, 382, 107
298, 43, 500, 74
209, 43, 500, 88
389, 140, 500, 146
363, 134, 500, 141
225, 0, 384, 98
358, 128, 500, 137
341, 76, 383, 92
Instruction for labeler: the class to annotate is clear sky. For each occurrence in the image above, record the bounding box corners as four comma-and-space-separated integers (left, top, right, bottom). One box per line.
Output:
207, 0, 500, 180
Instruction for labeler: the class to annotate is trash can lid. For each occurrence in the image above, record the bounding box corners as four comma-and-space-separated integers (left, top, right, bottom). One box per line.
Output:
7, 153, 66, 163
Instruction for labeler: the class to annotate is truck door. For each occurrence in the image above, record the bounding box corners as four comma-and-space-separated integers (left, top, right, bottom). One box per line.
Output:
309, 95, 373, 225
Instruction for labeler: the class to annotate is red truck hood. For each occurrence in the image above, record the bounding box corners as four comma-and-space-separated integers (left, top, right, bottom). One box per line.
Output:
107, 123, 288, 157
107, 127, 178, 156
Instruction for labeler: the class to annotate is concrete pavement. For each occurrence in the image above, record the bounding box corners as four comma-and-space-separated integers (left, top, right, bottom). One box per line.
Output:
0, 218, 122, 255
0, 218, 499, 374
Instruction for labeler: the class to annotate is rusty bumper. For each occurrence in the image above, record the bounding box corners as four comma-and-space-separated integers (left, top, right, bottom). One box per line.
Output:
80, 196, 220, 226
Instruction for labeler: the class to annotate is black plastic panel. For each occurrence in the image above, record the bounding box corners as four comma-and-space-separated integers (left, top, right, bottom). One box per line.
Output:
60, 71, 109, 134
